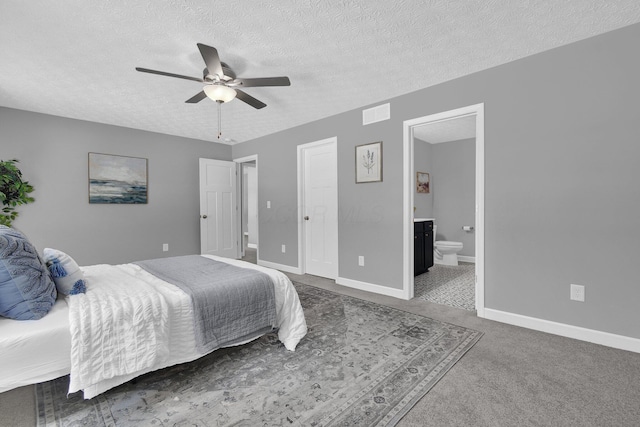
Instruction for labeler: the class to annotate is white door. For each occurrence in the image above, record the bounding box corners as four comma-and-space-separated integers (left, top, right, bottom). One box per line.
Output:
301, 138, 338, 278
199, 158, 238, 258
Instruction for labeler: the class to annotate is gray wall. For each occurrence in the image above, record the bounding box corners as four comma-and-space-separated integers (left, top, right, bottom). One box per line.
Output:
431, 138, 475, 257
413, 139, 433, 218
233, 23, 640, 339
0, 108, 232, 265
413, 137, 475, 257
232, 111, 401, 287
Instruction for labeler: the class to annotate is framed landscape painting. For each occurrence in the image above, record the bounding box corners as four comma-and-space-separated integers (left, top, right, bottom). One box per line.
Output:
88, 153, 148, 204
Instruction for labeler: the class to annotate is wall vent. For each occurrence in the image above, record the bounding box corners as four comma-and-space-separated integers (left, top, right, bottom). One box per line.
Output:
362, 103, 390, 125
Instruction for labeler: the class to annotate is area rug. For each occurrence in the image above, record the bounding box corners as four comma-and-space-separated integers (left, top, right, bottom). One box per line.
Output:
36, 282, 482, 427
414, 263, 476, 311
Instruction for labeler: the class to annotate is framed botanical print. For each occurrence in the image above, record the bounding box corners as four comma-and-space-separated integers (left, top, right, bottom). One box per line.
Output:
355, 141, 382, 183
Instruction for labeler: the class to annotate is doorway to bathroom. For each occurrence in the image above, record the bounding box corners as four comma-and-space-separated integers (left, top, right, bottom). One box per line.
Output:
402, 104, 485, 317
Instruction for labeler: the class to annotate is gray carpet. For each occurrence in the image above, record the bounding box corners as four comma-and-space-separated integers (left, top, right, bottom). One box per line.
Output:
414, 263, 475, 311
35, 283, 481, 426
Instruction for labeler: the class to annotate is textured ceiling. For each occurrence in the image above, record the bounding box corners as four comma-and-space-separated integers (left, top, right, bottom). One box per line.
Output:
2, 1, 640, 145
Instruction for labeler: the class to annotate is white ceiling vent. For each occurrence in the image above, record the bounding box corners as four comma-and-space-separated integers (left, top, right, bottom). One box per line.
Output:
362, 103, 390, 125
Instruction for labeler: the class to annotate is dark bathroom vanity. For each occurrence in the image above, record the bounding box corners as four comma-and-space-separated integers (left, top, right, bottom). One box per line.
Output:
414, 219, 434, 276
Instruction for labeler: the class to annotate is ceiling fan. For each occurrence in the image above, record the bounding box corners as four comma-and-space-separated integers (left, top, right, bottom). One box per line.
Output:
135, 43, 291, 110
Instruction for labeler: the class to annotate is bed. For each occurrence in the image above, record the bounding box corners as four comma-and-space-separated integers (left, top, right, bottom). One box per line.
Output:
0, 251, 307, 399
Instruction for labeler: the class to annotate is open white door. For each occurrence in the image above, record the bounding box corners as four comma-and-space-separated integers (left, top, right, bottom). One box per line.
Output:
199, 158, 238, 258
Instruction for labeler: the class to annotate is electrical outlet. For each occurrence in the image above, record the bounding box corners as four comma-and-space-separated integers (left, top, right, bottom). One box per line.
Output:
267, 201, 271, 209
162, 243, 169, 252
358, 256, 365, 266
570, 284, 585, 302
281, 244, 286, 253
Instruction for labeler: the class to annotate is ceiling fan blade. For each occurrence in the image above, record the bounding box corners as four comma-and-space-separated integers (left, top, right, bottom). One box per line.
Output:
197, 43, 224, 78
235, 89, 267, 109
135, 67, 203, 83
234, 76, 291, 87
185, 91, 208, 103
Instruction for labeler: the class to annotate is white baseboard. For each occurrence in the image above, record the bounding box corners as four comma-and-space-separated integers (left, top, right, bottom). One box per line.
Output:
257, 260, 303, 275
247, 243, 257, 249
484, 308, 640, 354
336, 276, 407, 299
458, 255, 476, 263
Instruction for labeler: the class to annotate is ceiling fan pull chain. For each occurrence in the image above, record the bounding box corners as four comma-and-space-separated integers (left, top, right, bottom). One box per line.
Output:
217, 100, 222, 139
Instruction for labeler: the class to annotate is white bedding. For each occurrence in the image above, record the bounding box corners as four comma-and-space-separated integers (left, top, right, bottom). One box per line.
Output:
0, 255, 307, 398
0, 298, 71, 393
67, 263, 171, 394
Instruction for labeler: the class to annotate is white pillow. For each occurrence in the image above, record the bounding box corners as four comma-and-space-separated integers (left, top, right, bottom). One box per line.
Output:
42, 248, 86, 295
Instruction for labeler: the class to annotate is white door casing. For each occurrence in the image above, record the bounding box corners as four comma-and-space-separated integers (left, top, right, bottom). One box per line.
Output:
298, 138, 338, 279
199, 158, 238, 258
402, 103, 485, 314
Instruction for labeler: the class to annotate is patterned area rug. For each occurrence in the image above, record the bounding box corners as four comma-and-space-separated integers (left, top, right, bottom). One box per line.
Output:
36, 283, 482, 427
414, 263, 476, 311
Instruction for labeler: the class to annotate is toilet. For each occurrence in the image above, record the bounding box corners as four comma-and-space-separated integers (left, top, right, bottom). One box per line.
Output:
433, 225, 463, 266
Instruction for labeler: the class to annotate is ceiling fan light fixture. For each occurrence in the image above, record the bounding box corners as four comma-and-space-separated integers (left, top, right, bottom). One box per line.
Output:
203, 84, 236, 102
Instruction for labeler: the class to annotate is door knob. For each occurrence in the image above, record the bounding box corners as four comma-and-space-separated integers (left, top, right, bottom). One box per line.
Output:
304, 216, 309, 220
201, 215, 208, 219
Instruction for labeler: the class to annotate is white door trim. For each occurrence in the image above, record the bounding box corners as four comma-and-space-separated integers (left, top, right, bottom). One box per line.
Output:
234, 154, 259, 261
297, 137, 339, 277
402, 103, 485, 317
234, 154, 258, 163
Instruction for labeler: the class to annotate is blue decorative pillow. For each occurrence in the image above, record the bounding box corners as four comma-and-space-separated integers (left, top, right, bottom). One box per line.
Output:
0, 226, 57, 320
43, 248, 86, 295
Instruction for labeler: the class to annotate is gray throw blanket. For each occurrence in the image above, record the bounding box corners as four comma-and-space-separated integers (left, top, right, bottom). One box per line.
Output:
135, 255, 276, 353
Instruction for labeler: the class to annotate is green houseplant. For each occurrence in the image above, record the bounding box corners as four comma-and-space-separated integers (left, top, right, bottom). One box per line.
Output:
0, 159, 35, 227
